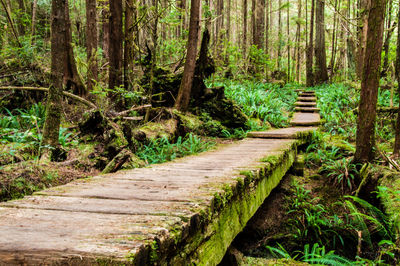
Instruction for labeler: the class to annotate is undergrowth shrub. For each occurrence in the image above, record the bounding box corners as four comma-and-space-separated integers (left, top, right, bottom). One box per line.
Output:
207, 79, 298, 128
137, 133, 215, 165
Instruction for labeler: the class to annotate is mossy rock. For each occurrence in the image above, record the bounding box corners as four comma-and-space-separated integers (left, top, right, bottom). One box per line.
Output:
134, 119, 178, 142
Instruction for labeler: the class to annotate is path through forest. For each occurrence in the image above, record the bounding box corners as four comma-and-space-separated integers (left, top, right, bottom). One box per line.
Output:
0, 90, 320, 264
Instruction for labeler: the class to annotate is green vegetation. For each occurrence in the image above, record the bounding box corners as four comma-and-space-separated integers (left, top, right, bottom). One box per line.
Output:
137, 133, 215, 165
208, 79, 298, 128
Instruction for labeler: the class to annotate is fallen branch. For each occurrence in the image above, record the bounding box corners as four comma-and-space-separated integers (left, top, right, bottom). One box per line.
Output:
122, 116, 144, 121
377, 147, 400, 172
115, 104, 152, 117
0, 86, 97, 109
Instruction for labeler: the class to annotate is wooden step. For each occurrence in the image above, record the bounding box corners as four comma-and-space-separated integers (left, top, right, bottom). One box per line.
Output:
295, 101, 317, 107
295, 107, 320, 113
290, 112, 321, 126
299, 92, 316, 96
247, 127, 318, 139
297, 97, 317, 102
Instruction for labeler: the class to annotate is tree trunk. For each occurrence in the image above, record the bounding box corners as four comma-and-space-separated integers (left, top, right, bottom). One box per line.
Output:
296, 0, 302, 82
17, 0, 26, 36
255, 0, 265, 49
31, 0, 37, 43
381, 0, 396, 78
306, 0, 315, 86
243, 0, 248, 55
356, 0, 369, 79
108, 0, 123, 93
287, 0, 290, 82
101, 0, 110, 62
86, 0, 98, 93
174, 0, 200, 111
124, 0, 135, 89
265, 0, 269, 58
394, 4, 400, 157
314, 0, 328, 84
354, 0, 386, 163
64, 2, 86, 96
41, 0, 68, 159
277, 0, 282, 70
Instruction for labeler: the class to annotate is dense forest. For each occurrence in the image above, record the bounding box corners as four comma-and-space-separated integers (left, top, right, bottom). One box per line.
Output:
1, 0, 400, 264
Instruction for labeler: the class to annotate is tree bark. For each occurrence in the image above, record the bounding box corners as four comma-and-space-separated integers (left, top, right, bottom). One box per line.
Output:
86, 0, 98, 93
64, 2, 86, 96
394, 4, 400, 157
354, 0, 386, 163
41, 0, 68, 158
381, 0, 396, 78
124, 0, 136, 89
174, 0, 200, 111
254, 0, 265, 49
243, 0, 248, 55
277, 0, 282, 70
31, 0, 37, 43
101, 0, 110, 62
295, 0, 302, 82
356, 0, 369, 79
108, 0, 123, 92
314, 0, 328, 84
306, 0, 315, 86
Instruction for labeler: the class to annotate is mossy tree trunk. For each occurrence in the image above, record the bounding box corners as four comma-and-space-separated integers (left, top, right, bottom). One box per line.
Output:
174, 0, 200, 112
41, 0, 68, 159
354, 0, 386, 163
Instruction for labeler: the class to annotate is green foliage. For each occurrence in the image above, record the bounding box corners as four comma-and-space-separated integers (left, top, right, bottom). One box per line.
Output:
208, 80, 298, 128
0, 104, 76, 162
319, 158, 360, 193
136, 133, 215, 165
313, 84, 358, 140
267, 243, 354, 265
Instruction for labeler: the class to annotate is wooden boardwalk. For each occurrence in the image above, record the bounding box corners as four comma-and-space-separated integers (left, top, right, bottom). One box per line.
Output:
0, 90, 320, 265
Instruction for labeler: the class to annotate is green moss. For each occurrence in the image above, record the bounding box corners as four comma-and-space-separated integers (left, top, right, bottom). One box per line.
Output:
149, 240, 159, 264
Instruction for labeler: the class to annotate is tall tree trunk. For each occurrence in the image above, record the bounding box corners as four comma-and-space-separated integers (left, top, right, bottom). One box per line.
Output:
346, 0, 356, 78
314, 0, 328, 84
306, 0, 315, 86
101, 0, 110, 62
356, 0, 369, 79
277, 0, 282, 70
31, 0, 37, 43
124, 0, 135, 89
394, 4, 400, 157
86, 0, 98, 93
175, 0, 200, 111
265, 0, 269, 58
255, 0, 265, 48
381, 0, 396, 78
64, 2, 86, 96
243, 0, 248, 55
296, 0, 302, 82
17, 0, 26, 36
108, 0, 123, 93
251, 0, 256, 47
287, 0, 290, 81
41, 0, 68, 159
354, 0, 386, 163
329, 0, 339, 78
